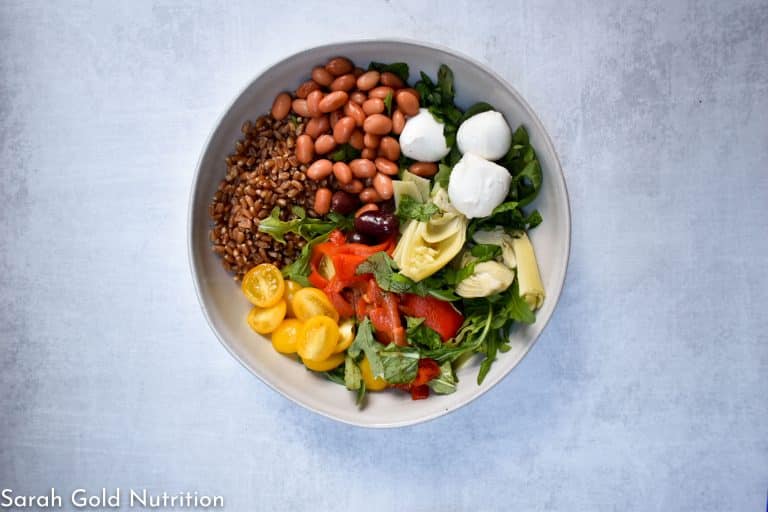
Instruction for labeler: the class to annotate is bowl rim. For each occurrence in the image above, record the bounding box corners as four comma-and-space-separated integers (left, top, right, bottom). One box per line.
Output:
187, 38, 572, 428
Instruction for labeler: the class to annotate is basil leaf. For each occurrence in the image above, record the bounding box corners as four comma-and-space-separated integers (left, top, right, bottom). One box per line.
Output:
490, 201, 519, 216
396, 195, 439, 223
330, 143, 361, 162
379, 344, 420, 384
429, 361, 457, 394
511, 125, 529, 145
357, 252, 417, 294
406, 317, 443, 351
459, 102, 494, 123
347, 318, 384, 379
344, 355, 362, 391
443, 262, 477, 286
435, 163, 453, 188
384, 90, 393, 115
470, 244, 502, 262
368, 61, 410, 83
516, 161, 543, 206
525, 210, 543, 229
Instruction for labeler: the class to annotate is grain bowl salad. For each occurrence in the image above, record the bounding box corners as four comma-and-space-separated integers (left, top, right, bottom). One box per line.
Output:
209, 56, 545, 407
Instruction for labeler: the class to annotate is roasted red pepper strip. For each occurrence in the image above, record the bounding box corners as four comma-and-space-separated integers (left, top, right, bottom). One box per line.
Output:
305, 232, 399, 323
399, 294, 464, 341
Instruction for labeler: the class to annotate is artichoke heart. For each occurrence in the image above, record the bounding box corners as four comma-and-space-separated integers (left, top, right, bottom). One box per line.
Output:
397, 216, 467, 282
472, 227, 517, 268
431, 186, 460, 215
511, 230, 545, 310
422, 214, 464, 243
456, 261, 515, 298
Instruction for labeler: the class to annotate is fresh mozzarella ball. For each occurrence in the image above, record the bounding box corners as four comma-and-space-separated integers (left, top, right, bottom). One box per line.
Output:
399, 108, 451, 162
456, 111, 512, 160
447, 153, 511, 218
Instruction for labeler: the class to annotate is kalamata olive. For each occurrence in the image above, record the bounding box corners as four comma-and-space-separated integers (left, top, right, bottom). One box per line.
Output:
330, 190, 360, 215
378, 198, 396, 214
354, 210, 398, 240
347, 231, 375, 245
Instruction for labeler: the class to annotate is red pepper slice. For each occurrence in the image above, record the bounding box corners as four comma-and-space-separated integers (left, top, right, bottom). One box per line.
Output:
399, 294, 464, 342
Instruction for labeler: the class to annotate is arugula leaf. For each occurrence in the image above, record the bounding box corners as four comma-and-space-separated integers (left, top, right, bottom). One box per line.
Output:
437, 64, 455, 105
396, 195, 439, 223
429, 361, 457, 394
406, 317, 443, 351
495, 282, 535, 325
281, 233, 329, 286
426, 287, 462, 302
379, 344, 420, 384
435, 163, 453, 188
257, 207, 301, 243
459, 102, 495, 123
478, 329, 506, 384
470, 244, 502, 261
356, 380, 366, 407
368, 61, 410, 83
258, 206, 351, 242
330, 143, 361, 162
323, 365, 346, 385
384, 90, 393, 116
347, 318, 384, 379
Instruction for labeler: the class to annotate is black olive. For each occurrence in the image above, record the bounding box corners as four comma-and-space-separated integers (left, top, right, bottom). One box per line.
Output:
354, 210, 399, 241
378, 198, 396, 213
346, 231, 374, 245
330, 190, 360, 215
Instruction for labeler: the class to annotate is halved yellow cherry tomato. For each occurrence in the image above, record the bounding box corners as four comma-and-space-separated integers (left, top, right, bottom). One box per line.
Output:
271, 318, 302, 354
334, 318, 356, 353
246, 300, 286, 334
291, 288, 340, 322
282, 280, 303, 318
359, 356, 388, 391
297, 315, 339, 362
303, 352, 345, 372
242, 264, 285, 308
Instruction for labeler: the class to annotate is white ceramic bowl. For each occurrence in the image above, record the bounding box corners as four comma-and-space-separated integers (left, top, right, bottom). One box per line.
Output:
188, 40, 570, 428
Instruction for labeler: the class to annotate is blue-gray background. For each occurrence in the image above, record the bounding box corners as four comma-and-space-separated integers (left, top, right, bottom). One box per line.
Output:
1, 1, 766, 511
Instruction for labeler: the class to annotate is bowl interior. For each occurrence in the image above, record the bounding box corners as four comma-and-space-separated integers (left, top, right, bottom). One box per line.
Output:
189, 40, 570, 427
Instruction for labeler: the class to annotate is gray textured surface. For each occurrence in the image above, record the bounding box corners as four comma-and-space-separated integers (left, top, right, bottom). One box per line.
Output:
1, 1, 766, 511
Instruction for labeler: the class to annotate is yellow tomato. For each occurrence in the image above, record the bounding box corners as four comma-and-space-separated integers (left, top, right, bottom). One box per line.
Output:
297, 315, 339, 362
333, 318, 356, 353
271, 318, 302, 354
246, 300, 287, 334
359, 357, 388, 391
291, 288, 339, 323
303, 352, 345, 372
242, 264, 285, 308
282, 280, 303, 318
